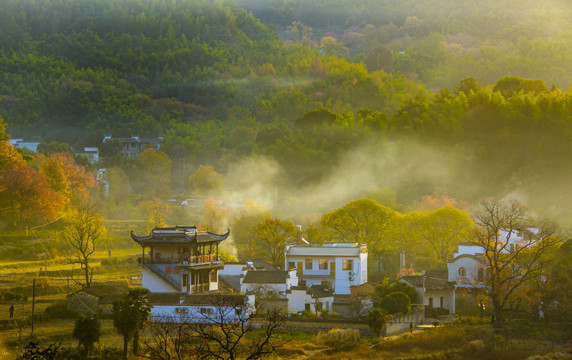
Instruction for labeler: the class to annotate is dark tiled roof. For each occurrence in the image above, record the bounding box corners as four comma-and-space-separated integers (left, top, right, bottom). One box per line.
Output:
250, 259, 278, 271
242, 270, 286, 284
218, 275, 241, 292
398, 276, 455, 290
131, 226, 229, 244
309, 285, 334, 298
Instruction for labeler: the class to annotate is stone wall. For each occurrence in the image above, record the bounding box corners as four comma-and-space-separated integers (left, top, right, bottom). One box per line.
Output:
67, 292, 98, 314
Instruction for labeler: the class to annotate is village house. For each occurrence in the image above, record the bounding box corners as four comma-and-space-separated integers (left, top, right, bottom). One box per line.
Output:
447, 228, 538, 288
131, 226, 252, 319
103, 135, 162, 159
67, 283, 130, 315
284, 243, 368, 295
398, 275, 456, 315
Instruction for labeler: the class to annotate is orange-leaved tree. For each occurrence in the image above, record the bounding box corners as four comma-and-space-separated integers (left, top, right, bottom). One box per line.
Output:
0, 163, 65, 229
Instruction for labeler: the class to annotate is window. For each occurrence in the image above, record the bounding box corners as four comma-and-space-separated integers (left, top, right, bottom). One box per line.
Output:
440, 297, 444, 308
458, 267, 466, 276
200, 308, 213, 315
305, 303, 311, 311
319, 259, 328, 270
343, 259, 353, 271
305, 259, 313, 270
429, 297, 434, 307
288, 262, 295, 270
210, 270, 217, 283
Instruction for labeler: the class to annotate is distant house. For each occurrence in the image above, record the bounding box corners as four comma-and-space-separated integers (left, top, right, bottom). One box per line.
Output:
76, 146, 99, 163
398, 275, 456, 315
447, 228, 539, 288
104, 135, 162, 159
284, 243, 368, 295
8, 139, 41, 152
67, 283, 130, 315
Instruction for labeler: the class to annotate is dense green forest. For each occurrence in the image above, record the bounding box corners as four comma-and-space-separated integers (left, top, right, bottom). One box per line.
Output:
237, 0, 572, 89
2, 0, 572, 224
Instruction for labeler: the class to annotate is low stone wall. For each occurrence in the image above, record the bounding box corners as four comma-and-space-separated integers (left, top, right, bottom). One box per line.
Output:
385, 310, 423, 336
253, 309, 423, 337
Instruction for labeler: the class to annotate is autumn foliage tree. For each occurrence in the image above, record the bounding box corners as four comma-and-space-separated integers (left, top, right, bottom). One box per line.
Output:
471, 199, 561, 326
64, 205, 105, 288
0, 163, 64, 229
318, 199, 397, 274
189, 164, 224, 195
251, 218, 297, 265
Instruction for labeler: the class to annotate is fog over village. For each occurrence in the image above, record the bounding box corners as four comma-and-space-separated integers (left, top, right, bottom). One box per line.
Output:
0, 0, 571, 359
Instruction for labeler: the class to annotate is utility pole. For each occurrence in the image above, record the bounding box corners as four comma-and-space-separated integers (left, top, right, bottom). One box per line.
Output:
421, 270, 426, 324
31, 278, 35, 338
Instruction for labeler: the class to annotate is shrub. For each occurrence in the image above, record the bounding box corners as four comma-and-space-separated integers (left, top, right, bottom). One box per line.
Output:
45, 301, 75, 319
324, 328, 360, 343
3, 292, 18, 301
98, 346, 124, 360
465, 339, 486, 353
319, 328, 360, 351
379, 291, 411, 315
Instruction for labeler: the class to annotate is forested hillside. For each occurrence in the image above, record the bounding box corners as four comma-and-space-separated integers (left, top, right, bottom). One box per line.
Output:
0, 0, 420, 142
2, 0, 572, 224
238, 0, 572, 90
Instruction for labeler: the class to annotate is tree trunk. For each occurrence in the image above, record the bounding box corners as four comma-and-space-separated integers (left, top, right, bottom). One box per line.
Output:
84, 262, 90, 288
133, 330, 139, 356
123, 334, 129, 360
492, 298, 504, 327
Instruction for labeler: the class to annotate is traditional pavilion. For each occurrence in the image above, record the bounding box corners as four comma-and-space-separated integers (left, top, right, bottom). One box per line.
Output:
131, 226, 229, 294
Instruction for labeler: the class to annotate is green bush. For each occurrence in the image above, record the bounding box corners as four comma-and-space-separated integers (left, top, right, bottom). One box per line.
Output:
45, 301, 76, 319
379, 291, 411, 315
2, 292, 21, 301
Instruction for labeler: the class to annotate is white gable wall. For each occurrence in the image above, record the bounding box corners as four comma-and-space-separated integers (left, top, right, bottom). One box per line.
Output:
447, 256, 487, 288
142, 267, 179, 293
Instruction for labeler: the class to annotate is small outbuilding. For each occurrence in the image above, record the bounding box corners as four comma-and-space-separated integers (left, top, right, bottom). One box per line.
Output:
67, 283, 130, 315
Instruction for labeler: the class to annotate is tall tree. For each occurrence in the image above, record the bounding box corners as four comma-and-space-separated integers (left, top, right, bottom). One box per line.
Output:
231, 199, 271, 258
63, 205, 105, 288
112, 288, 152, 359
137, 148, 172, 198
318, 199, 397, 274
0, 163, 64, 229
189, 164, 224, 195
471, 199, 561, 326
251, 218, 297, 265
417, 206, 474, 263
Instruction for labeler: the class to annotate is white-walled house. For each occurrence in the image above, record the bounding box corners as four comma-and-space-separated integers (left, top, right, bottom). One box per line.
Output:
240, 269, 298, 295
398, 276, 456, 314
284, 243, 367, 295
447, 228, 539, 288
131, 225, 238, 320
448, 253, 488, 288
149, 293, 255, 323
287, 286, 334, 314
131, 226, 228, 295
